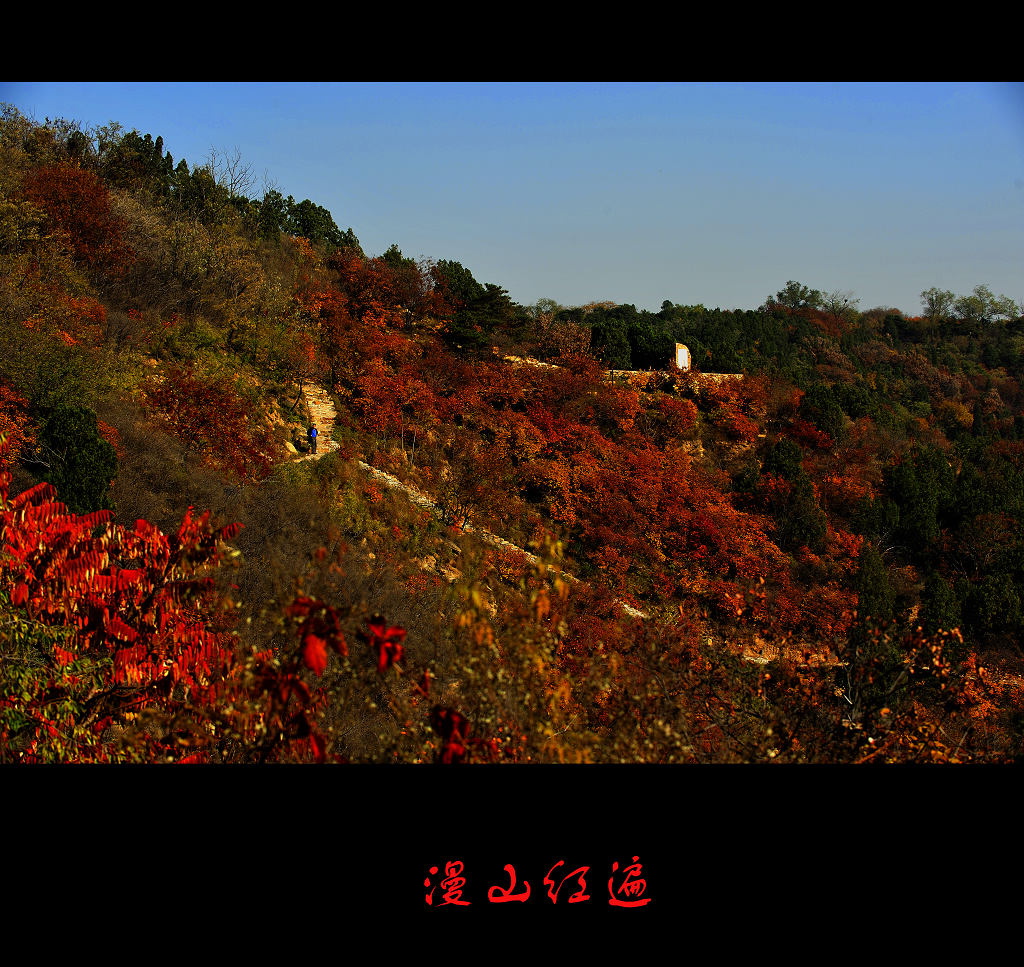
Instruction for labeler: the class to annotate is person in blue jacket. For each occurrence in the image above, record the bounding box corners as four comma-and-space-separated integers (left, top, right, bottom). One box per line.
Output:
308, 423, 318, 454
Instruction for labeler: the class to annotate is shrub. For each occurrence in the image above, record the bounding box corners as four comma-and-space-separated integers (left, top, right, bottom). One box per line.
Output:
20, 161, 134, 278
36, 403, 118, 514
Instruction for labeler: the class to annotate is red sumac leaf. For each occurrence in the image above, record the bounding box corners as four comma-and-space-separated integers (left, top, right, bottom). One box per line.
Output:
302, 633, 329, 676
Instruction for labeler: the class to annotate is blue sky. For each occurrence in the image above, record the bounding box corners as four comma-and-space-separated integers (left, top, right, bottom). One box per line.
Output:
4, 81, 1022, 316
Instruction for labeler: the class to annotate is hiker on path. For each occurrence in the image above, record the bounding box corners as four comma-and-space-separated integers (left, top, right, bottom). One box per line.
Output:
308, 423, 318, 455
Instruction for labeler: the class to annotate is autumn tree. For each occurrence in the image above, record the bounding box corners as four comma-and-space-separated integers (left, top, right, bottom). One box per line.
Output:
143, 366, 283, 484
20, 161, 135, 278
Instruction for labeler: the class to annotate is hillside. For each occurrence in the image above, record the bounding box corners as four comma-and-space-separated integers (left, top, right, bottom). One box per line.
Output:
1, 105, 1022, 764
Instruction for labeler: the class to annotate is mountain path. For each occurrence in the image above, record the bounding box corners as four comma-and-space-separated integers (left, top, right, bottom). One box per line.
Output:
293, 382, 647, 618
296, 383, 342, 460
292, 382, 841, 662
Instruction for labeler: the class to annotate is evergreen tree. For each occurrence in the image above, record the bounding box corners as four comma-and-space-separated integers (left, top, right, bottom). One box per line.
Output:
886, 445, 955, 552
855, 543, 895, 624
762, 438, 827, 553
37, 404, 117, 514
282, 197, 361, 253
921, 571, 960, 636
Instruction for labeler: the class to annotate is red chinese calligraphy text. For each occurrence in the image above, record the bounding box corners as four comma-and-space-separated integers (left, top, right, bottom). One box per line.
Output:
607, 856, 652, 907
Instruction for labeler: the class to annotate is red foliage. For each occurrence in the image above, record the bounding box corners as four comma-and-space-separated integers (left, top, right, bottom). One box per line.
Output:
0, 459, 241, 760
819, 472, 873, 515
293, 279, 412, 393
360, 614, 407, 672
655, 395, 699, 438
288, 595, 348, 676
96, 419, 124, 462
325, 249, 444, 325
143, 365, 283, 483
20, 162, 135, 278
0, 384, 34, 474
430, 706, 471, 763
789, 418, 833, 450
714, 404, 760, 442
0, 440, 393, 762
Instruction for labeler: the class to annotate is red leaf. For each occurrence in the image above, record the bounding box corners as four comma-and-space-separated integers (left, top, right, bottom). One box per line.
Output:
302, 633, 329, 676
377, 638, 404, 673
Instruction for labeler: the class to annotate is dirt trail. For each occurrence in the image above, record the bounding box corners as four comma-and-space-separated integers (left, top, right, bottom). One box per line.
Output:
292, 382, 840, 660
296, 383, 341, 460
292, 382, 647, 619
